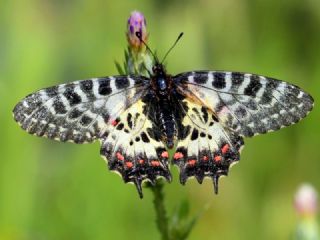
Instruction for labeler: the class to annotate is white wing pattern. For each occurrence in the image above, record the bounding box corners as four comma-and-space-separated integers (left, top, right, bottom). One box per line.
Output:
174, 71, 314, 137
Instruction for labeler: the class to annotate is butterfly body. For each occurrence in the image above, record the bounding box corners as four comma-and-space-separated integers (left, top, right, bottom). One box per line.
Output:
148, 63, 179, 149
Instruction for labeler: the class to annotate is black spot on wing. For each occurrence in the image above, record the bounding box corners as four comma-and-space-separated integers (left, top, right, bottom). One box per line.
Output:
69, 108, 82, 119
80, 115, 92, 126
80, 80, 93, 93
244, 75, 262, 96
200, 132, 206, 138
194, 72, 208, 84
141, 132, 150, 143
212, 72, 226, 89
134, 113, 141, 124
98, 78, 112, 95
116, 123, 124, 130
201, 107, 208, 123
63, 87, 81, 105
265, 78, 279, 90
191, 129, 199, 140
192, 107, 200, 115
53, 98, 67, 114
115, 77, 130, 89
127, 113, 133, 129
259, 91, 273, 105
212, 114, 219, 122
45, 86, 59, 97
231, 72, 244, 85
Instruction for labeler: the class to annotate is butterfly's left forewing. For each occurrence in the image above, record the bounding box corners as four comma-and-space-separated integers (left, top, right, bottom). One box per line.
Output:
13, 76, 147, 143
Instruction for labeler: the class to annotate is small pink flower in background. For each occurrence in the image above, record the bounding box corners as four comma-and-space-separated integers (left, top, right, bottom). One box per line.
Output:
294, 183, 319, 240
294, 183, 318, 216
127, 11, 148, 49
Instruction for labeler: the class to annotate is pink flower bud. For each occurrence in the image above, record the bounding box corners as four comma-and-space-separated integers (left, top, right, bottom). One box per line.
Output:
127, 11, 148, 49
294, 183, 318, 216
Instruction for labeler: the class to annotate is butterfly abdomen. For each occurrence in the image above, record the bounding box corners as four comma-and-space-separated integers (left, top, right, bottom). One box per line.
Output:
157, 97, 176, 148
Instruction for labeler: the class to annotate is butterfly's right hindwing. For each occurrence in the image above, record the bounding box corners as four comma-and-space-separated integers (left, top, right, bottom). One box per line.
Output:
173, 98, 244, 193
13, 76, 147, 143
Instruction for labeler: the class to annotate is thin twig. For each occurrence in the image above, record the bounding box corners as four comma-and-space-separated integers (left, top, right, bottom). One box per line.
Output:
150, 182, 170, 240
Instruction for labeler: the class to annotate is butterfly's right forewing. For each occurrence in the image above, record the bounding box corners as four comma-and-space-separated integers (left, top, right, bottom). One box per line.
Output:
174, 71, 314, 137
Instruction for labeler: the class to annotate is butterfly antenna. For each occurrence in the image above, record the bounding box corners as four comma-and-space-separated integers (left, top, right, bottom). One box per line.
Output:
135, 32, 159, 63
161, 32, 184, 64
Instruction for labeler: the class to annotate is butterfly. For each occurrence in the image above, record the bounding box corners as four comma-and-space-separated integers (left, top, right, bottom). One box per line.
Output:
13, 35, 314, 198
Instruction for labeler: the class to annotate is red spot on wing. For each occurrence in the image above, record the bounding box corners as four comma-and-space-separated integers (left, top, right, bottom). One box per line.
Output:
125, 161, 133, 168
187, 159, 196, 166
138, 159, 145, 164
111, 119, 118, 126
161, 151, 169, 158
221, 144, 230, 154
116, 152, 124, 161
214, 155, 222, 162
174, 152, 184, 160
151, 160, 160, 167
202, 155, 209, 161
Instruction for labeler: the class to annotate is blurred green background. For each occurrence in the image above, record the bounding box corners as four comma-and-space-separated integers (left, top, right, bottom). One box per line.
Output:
1, 0, 319, 239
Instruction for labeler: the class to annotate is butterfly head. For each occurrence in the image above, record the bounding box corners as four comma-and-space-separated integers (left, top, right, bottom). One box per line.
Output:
152, 63, 167, 77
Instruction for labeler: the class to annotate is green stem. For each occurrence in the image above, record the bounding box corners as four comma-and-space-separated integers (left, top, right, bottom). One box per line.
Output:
150, 182, 170, 240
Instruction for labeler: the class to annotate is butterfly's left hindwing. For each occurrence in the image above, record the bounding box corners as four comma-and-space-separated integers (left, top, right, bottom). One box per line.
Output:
100, 100, 171, 198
